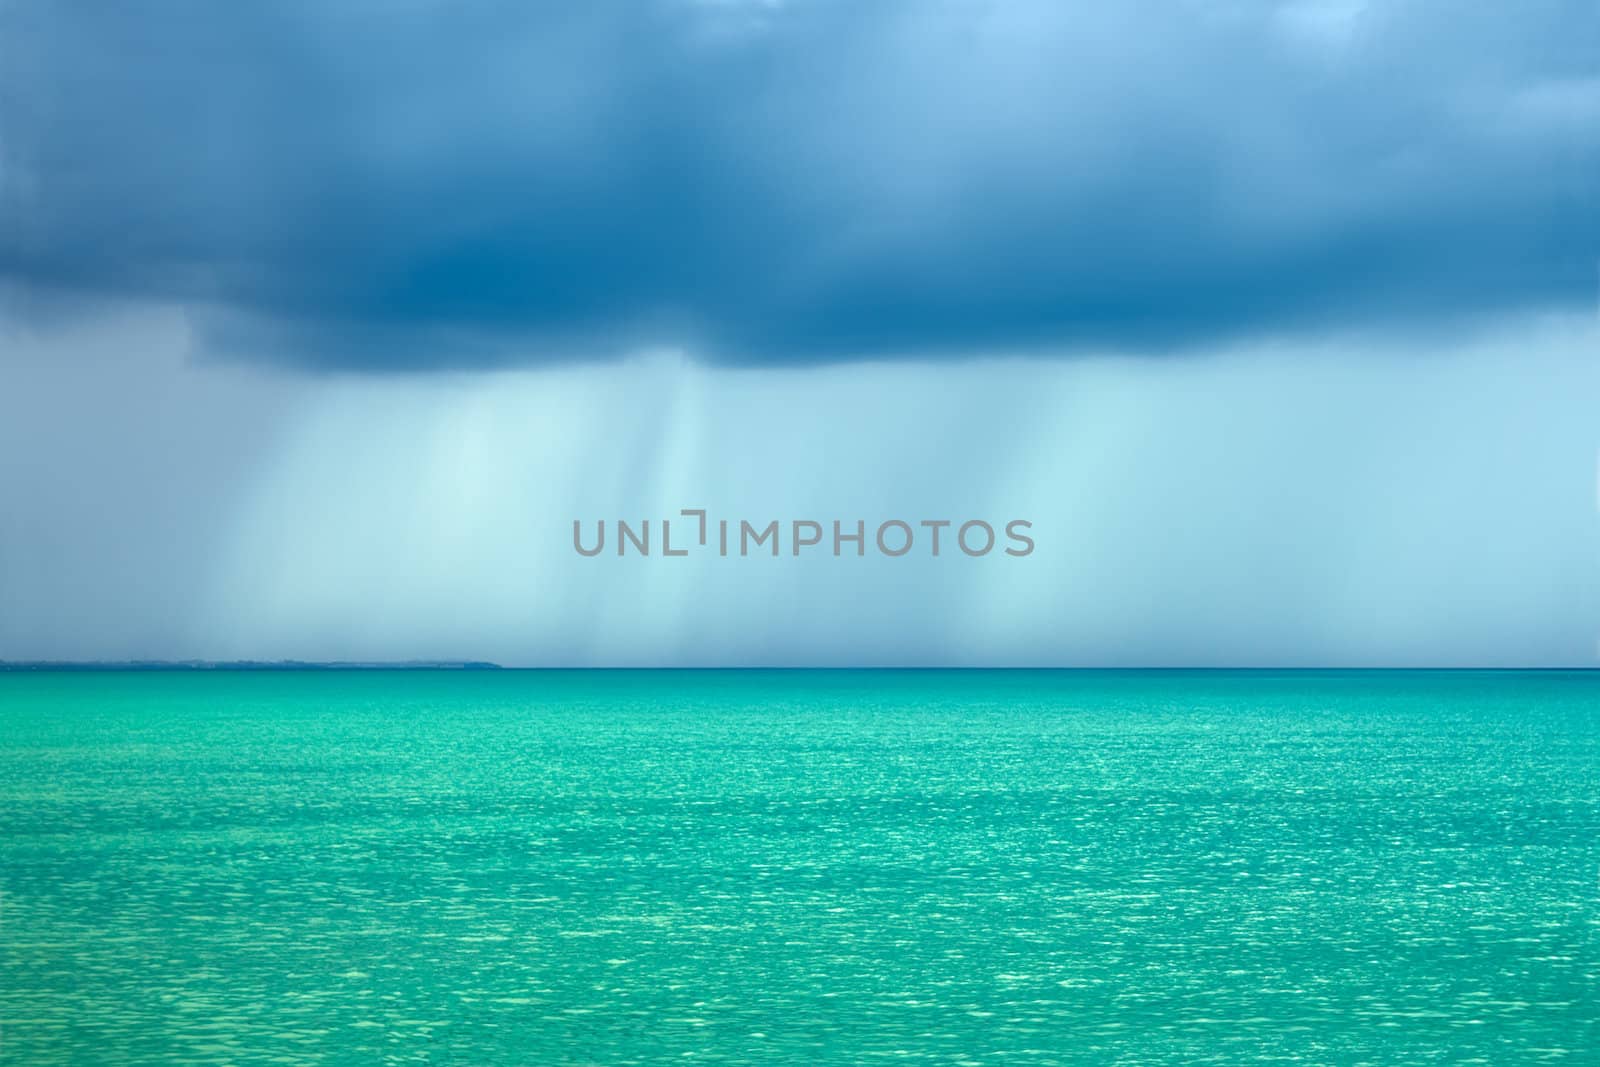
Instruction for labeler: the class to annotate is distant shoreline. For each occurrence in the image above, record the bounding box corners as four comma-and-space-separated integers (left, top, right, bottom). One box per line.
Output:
0, 660, 502, 671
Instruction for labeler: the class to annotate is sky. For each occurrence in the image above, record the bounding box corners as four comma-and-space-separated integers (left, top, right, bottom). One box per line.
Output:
1, 0, 1596, 666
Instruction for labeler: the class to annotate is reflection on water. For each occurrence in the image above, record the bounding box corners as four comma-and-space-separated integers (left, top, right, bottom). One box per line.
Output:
1, 669, 1597, 1063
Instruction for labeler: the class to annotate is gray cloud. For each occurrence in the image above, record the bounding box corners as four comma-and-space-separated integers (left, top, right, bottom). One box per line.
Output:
2, 0, 1595, 369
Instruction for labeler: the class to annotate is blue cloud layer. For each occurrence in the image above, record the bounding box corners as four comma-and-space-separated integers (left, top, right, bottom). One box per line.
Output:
2, 1, 1595, 368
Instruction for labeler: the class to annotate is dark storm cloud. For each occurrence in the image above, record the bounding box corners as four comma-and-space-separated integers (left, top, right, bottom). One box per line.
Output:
1, 0, 1595, 368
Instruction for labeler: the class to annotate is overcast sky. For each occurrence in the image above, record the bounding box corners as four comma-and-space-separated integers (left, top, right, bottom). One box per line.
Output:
2, 1, 1596, 665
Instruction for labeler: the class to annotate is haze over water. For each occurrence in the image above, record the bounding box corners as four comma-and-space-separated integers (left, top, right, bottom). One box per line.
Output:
2, 669, 1596, 1064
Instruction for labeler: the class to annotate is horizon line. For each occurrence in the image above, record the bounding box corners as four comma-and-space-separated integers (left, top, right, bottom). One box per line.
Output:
3, 661, 1597, 673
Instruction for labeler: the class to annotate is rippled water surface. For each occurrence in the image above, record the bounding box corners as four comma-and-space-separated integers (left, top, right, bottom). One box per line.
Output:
1, 669, 1597, 1064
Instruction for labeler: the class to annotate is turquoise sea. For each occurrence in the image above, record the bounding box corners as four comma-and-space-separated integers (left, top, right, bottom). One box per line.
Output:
1, 669, 1596, 1064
